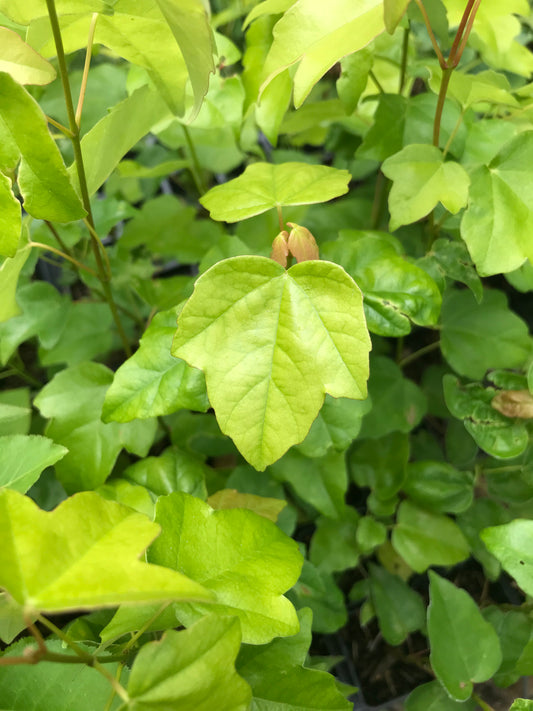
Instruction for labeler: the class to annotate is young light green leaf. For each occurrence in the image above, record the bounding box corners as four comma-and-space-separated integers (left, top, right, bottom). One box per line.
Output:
368, 563, 425, 646
0, 388, 31, 436
441, 289, 532, 380
0, 27, 56, 85
428, 572, 502, 701
461, 131, 533, 276
0, 488, 212, 614
208, 489, 286, 522
0, 592, 32, 644
172, 257, 370, 470
0, 435, 67, 493
0, 171, 21, 258
237, 609, 352, 710
0, 73, 85, 222
429, 69, 519, 110
149, 492, 303, 644
382, 144, 470, 231
0, 232, 31, 322
103, 308, 208, 423
260, 0, 385, 107
392, 501, 470, 572
154, 0, 216, 118
200, 162, 350, 223
70, 84, 170, 197
384, 0, 411, 33
510, 701, 533, 711
405, 681, 477, 711
322, 231, 442, 336
0, 639, 126, 711
124, 616, 251, 711
0, 1, 109, 25
34, 362, 157, 492
482, 520, 533, 596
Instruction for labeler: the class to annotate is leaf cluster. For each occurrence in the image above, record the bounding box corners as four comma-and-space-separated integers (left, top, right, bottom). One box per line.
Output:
1, 1, 533, 709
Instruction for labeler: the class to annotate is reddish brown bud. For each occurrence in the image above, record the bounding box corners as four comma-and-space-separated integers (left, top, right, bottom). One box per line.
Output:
270, 230, 289, 267
287, 222, 319, 263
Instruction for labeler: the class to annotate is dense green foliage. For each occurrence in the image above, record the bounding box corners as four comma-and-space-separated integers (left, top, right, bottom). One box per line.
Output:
1, 0, 533, 708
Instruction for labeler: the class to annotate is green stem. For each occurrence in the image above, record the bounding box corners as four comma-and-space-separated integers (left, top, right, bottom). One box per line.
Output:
399, 340, 440, 368
75, 12, 99, 127
120, 602, 171, 654
37, 615, 129, 702
472, 693, 495, 711
371, 171, 387, 230
441, 108, 465, 159
183, 125, 206, 195
5, 359, 42, 388
45, 0, 132, 357
276, 205, 284, 231
45, 220, 72, 255
368, 69, 385, 94
399, 25, 410, 94
46, 115, 73, 137
433, 66, 453, 147
30, 241, 98, 277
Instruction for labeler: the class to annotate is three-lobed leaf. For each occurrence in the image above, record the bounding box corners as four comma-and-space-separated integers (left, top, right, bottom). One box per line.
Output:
461, 131, 533, 276
0, 488, 212, 615
0, 434, 67, 493
149, 492, 303, 644
123, 615, 251, 711
200, 162, 350, 223
260, 0, 385, 107
382, 144, 470, 231
172, 256, 371, 470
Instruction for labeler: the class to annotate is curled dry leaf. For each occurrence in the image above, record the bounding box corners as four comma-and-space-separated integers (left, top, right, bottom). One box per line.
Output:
491, 390, 533, 419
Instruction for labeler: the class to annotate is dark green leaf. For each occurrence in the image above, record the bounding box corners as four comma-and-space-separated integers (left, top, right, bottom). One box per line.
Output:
403, 461, 474, 513
428, 572, 502, 701
392, 501, 470, 572
368, 563, 425, 645
322, 231, 441, 336
359, 356, 426, 439
443, 375, 529, 459
0, 639, 126, 711
441, 289, 532, 380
